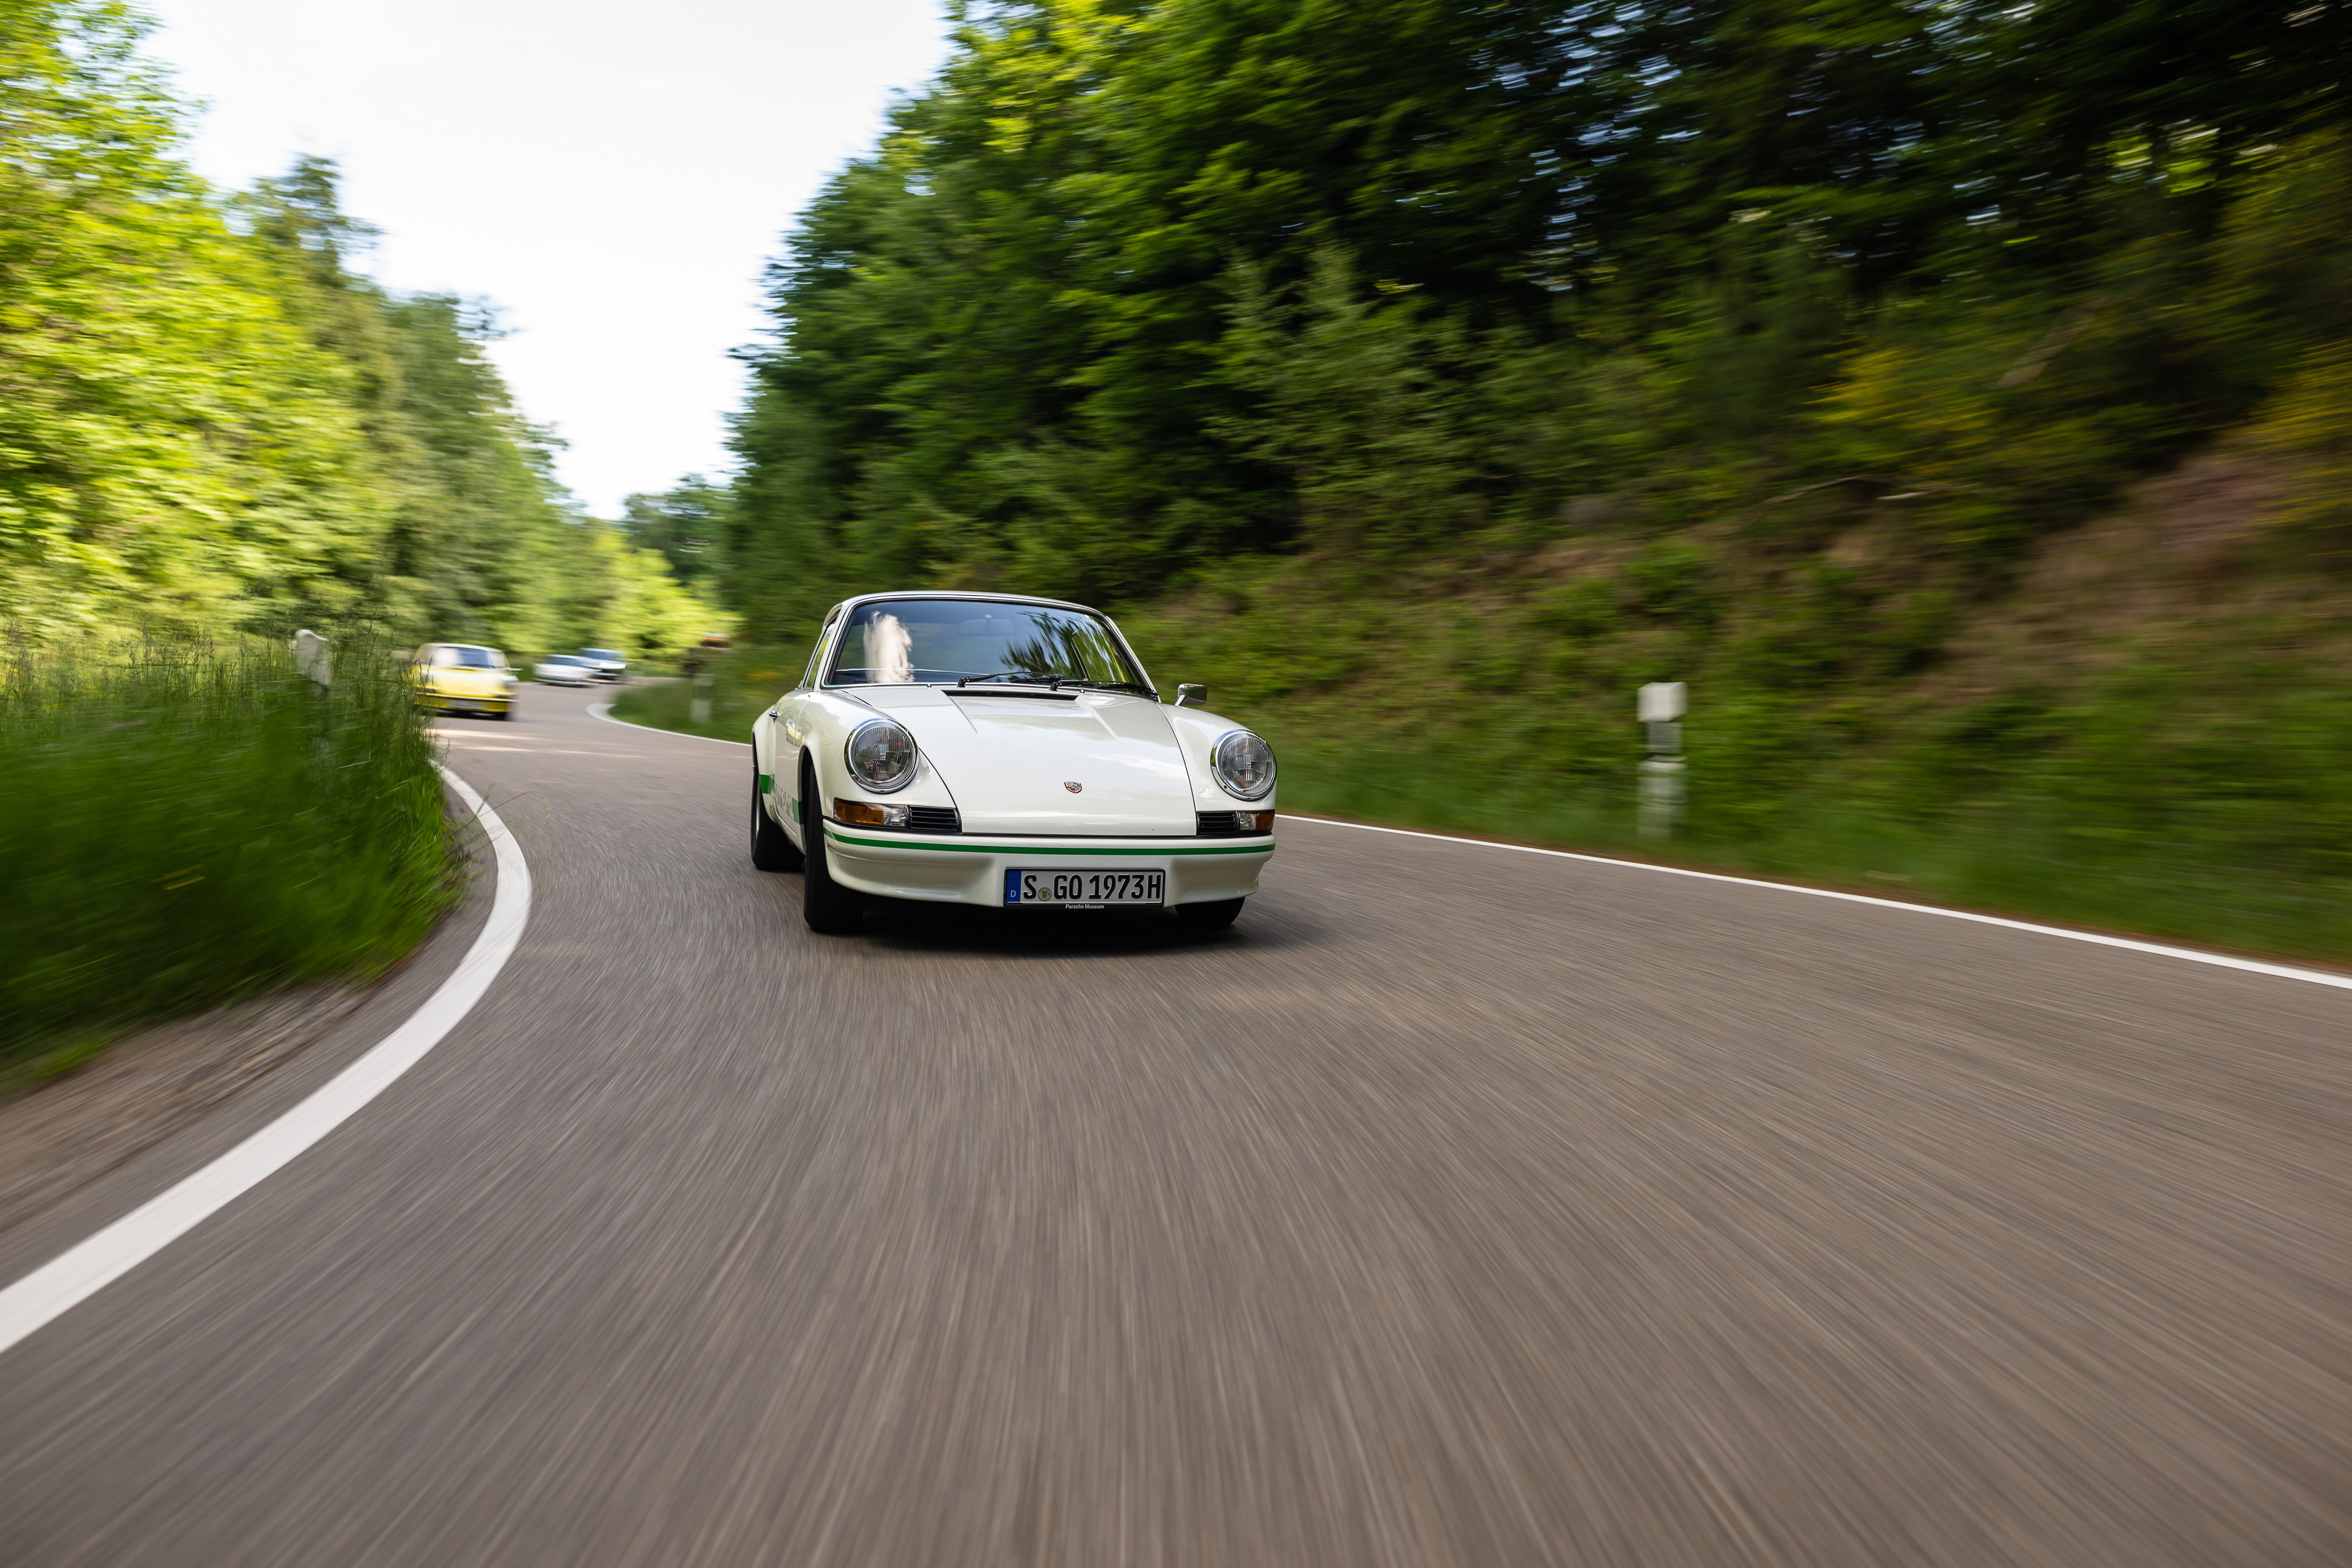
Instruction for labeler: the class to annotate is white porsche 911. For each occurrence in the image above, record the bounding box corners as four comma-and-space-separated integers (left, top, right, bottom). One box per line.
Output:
749, 592, 1276, 933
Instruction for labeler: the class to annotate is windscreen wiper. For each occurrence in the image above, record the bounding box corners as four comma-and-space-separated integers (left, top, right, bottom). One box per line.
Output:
1054, 678, 1156, 695
956, 671, 1062, 689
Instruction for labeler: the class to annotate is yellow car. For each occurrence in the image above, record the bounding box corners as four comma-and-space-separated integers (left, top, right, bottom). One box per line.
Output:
411, 643, 518, 720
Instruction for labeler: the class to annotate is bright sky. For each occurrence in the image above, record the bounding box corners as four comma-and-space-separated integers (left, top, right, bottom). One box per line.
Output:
140, 0, 954, 516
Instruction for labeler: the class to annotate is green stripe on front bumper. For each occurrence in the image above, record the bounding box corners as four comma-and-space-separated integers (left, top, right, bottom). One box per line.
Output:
824, 828, 1272, 856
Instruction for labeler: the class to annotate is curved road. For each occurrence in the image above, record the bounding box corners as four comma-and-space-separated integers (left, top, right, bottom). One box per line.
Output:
3, 683, 2350, 1565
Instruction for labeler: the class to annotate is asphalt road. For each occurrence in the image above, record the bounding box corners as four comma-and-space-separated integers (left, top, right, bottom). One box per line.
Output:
4, 682, 2350, 1566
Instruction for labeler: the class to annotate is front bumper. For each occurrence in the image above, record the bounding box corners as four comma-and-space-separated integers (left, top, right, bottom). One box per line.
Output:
416, 692, 514, 713
819, 822, 1274, 908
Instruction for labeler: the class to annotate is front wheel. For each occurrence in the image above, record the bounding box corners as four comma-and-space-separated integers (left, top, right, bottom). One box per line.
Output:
751, 761, 802, 871
1176, 897, 1244, 931
800, 767, 863, 933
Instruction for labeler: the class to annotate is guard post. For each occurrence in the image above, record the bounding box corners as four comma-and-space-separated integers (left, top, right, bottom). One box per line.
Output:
1637, 681, 1685, 838
291, 629, 330, 689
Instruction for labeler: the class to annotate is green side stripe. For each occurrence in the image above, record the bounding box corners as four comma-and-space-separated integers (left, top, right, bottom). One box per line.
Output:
824, 828, 1272, 857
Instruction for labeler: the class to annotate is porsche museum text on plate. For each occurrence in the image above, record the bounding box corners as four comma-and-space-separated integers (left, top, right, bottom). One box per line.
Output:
747, 592, 1276, 933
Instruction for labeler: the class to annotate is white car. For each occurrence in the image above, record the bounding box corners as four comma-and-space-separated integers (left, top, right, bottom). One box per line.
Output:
534, 654, 599, 686
577, 647, 629, 681
750, 592, 1276, 933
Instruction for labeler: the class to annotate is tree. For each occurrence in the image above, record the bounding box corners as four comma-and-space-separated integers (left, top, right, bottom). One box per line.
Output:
622, 477, 728, 586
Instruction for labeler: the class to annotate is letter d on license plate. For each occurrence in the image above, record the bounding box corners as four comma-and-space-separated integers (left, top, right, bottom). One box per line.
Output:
1005, 868, 1165, 907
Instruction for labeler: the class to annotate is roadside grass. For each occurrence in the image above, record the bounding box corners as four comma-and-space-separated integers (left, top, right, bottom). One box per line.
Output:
0, 633, 456, 1091
1270, 731, 2352, 965
607, 645, 791, 742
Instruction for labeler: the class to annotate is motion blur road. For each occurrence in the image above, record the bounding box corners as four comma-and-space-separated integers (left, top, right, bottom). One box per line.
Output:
4, 683, 2349, 1566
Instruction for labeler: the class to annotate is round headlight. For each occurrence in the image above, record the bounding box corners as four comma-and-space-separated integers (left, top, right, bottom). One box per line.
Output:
844, 718, 918, 793
1210, 730, 1276, 801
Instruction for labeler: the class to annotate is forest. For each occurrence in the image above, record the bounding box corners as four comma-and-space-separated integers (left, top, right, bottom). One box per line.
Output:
1, 1, 715, 658
708, 0, 2352, 957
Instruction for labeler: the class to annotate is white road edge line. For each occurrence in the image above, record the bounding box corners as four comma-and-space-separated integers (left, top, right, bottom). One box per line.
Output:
0, 764, 532, 1357
589, 700, 750, 747
1283, 814, 2352, 993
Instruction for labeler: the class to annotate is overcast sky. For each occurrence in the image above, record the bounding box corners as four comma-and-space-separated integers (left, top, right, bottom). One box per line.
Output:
141, 0, 954, 516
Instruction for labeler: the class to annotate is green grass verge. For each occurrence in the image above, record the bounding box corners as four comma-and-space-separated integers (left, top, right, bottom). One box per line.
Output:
0, 634, 457, 1087
606, 646, 794, 742
1268, 732, 2352, 965
606, 631, 2352, 968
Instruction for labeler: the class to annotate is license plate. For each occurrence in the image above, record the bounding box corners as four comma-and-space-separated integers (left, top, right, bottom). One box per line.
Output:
1005, 869, 1165, 907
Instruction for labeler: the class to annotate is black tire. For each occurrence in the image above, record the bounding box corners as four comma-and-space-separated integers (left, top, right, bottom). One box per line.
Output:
751, 760, 802, 871
800, 762, 863, 933
1176, 897, 1245, 931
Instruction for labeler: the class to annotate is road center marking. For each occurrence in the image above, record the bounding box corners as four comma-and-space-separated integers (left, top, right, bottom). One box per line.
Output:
0, 765, 532, 1357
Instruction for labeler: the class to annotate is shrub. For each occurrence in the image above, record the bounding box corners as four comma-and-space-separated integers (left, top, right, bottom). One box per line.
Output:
0, 633, 452, 1081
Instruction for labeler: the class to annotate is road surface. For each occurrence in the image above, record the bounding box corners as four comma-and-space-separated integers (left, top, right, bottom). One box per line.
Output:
3, 682, 2348, 1566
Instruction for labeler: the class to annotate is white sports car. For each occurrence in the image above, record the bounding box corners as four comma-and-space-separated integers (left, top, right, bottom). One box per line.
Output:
750, 592, 1276, 933
533, 654, 599, 686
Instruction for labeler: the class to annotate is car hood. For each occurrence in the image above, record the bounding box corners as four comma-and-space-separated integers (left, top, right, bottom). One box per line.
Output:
851, 686, 1194, 835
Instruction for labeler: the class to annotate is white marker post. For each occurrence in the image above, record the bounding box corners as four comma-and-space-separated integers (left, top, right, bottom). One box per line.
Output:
1638, 681, 1685, 838
291, 629, 330, 688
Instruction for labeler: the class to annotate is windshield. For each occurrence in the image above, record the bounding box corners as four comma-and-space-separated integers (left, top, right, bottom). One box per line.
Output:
581, 649, 621, 659
546, 657, 584, 666
826, 599, 1147, 691
432, 646, 500, 669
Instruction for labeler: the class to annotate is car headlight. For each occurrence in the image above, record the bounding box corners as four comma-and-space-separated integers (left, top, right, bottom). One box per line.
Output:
844, 718, 918, 793
1210, 730, 1276, 800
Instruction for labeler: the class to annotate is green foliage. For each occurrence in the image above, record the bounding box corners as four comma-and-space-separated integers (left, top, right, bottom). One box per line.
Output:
1, 7, 718, 662
1214, 251, 1486, 561
723, 0, 2351, 623
0, 6, 387, 635
0, 634, 452, 1077
234, 168, 725, 664
622, 476, 729, 588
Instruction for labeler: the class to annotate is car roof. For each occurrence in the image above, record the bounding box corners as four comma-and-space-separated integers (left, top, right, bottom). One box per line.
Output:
834, 590, 1101, 617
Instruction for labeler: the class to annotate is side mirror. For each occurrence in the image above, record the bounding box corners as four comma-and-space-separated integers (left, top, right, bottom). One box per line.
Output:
1174, 683, 1207, 708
